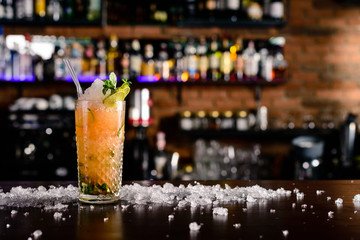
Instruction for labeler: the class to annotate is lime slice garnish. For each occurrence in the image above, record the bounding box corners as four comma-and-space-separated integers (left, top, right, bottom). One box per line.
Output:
103, 85, 130, 107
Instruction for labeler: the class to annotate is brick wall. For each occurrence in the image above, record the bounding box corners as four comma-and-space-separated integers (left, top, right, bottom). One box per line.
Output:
147, 0, 360, 132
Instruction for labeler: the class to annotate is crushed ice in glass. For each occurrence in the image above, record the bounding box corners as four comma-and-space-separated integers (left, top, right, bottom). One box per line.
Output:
79, 79, 109, 102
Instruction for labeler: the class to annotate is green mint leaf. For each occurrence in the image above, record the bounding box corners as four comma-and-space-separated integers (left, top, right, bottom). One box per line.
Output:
110, 150, 115, 157
121, 78, 131, 87
87, 108, 95, 120
109, 72, 117, 87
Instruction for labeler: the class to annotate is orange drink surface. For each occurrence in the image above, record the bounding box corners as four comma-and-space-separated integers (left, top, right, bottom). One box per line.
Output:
75, 99, 125, 203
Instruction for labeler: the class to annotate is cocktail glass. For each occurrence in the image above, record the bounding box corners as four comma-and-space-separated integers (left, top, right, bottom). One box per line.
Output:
75, 99, 125, 204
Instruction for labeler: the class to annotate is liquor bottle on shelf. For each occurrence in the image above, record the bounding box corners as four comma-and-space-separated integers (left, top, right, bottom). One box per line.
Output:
34, 0, 46, 21
259, 47, 273, 82
130, 39, 142, 79
230, 37, 244, 81
172, 42, 184, 81
242, 40, 260, 81
184, 0, 198, 20
152, 131, 170, 180
168, 0, 183, 25
87, 0, 101, 21
140, 43, 156, 81
150, 1, 168, 24
246, 0, 263, 21
10, 42, 20, 80
226, 0, 241, 22
205, 0, 216, 21
4, 0, 14, 20
184, 36, 198, 81
120, 41, 130, 80
47, 0, 63, 22
197, 36, 209, 81
4, 40, 11, 80
219, 35, 232, 82
269, 0, 284, 21
0, 27, 5, 79
82, 42, 97, 76
53, 37, 66, 80
207, 35, 221, 82
62, 0, 74, 21
15, 0, 33, 20
156, 42, 170, 81
69, 42, 83, 76
0, 0, 5, 19
19, 34, 33, 81
95, 38, 106, 77
106, 34, 119, 76
271, 42, 287, 81
263, 0, 271, 19
74, 0, 87, 21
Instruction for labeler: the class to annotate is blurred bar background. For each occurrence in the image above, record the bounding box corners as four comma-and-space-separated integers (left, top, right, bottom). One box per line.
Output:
1, 0, 360, 181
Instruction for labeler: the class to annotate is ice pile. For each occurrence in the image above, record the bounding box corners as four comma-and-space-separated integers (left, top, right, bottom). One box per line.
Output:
353, 194, 360, 202
78, 79, 109, 101
120, 183, 291, 206
0, 185, 78, 208
213, 207, 228, 216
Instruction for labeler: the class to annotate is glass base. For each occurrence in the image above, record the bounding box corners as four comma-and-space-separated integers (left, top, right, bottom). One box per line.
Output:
79, 193, 120, 204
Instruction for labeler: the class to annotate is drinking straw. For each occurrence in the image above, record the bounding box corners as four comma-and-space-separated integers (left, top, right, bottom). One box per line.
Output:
63, 59, 83, 98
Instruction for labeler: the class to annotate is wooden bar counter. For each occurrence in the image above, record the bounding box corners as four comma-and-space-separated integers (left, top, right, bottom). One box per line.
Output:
0, 180, 359, 240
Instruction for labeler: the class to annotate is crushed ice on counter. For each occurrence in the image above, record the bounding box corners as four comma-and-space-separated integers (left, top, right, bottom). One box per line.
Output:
296, 192, 304, 200
189, 222, 202, 231
316, 190, 325, 195
213, 207, 228, 216
335, 198, 343, 205
168, 214, 174, 221
44, 203, 68, 211
120, 183, 291, 206
233, 223, 241, 229
328, 211, 334, 218
53, 212, 63, 220
353, 194, 360, 202
0, 185, 78, 208
32, 229, 43, 239
104, 217, 109, 222
282, 230, 289, 237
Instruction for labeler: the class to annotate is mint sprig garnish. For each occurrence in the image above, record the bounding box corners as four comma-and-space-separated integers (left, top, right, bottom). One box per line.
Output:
102, 72, 117, 95
102, 72, 131, 95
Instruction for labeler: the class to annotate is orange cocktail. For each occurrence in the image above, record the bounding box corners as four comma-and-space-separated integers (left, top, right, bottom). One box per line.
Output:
75, 99, 126, 203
